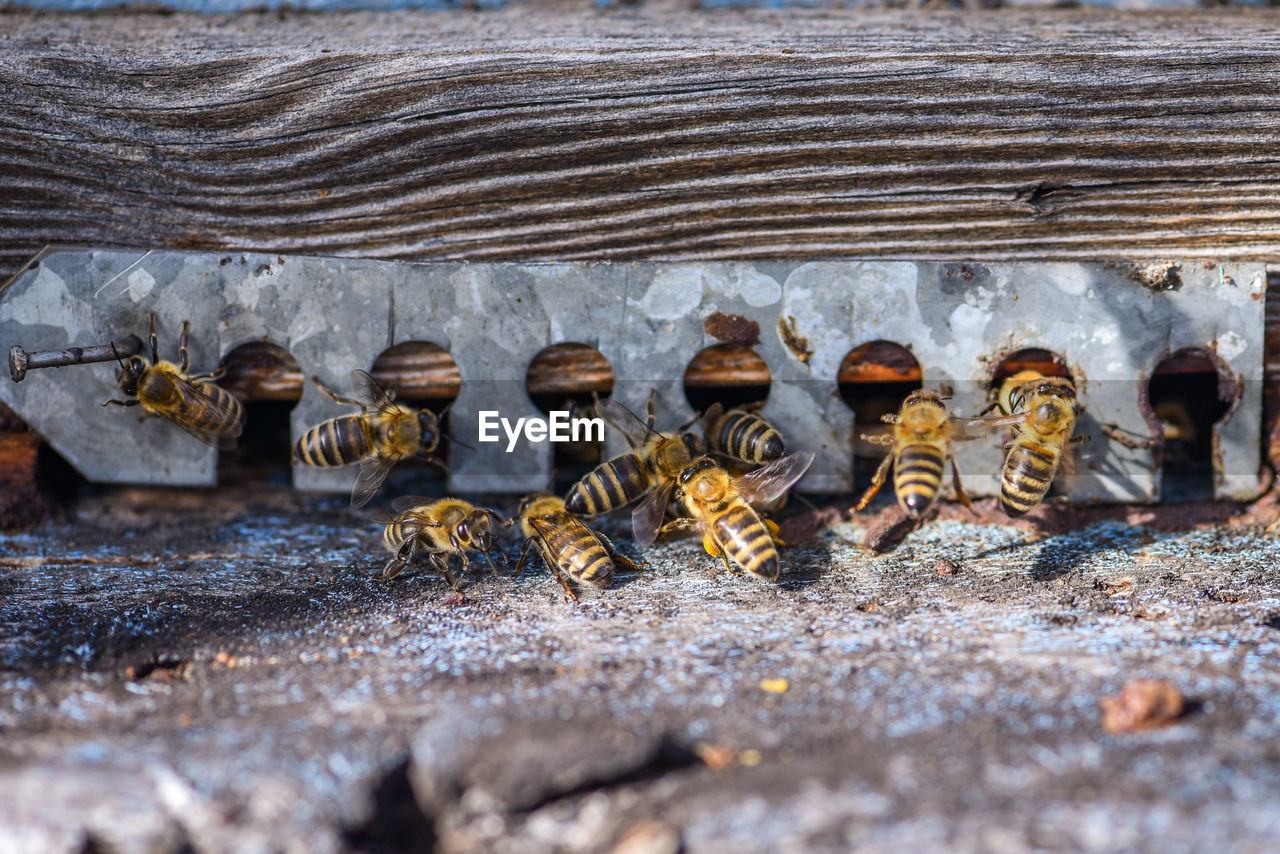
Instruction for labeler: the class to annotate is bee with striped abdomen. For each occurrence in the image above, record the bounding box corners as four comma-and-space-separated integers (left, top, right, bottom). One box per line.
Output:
984, 376, 1081, 517
512, 492, 646, 601
853, 390, 972, 518
103, 313, 244, 449
662, 451, 813, 581
700, 402, 785, 466
564, 394, 703, 547
294, 370, 443, 509
372, 497, 505, 588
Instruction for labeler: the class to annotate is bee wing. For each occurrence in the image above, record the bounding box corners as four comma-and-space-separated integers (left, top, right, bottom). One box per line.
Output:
731, 450, 815, 505
351, 454, 396, 509
391, 494, 437, 513
369, 510, 402, 525
596, 397, 656, 449
163, 376, 243, 449
351, 369, 399, 411
631, 479, 675, 548
951, 413, 1020, 442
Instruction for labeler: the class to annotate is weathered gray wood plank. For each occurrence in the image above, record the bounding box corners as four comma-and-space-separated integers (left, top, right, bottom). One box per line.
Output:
3, 4, 1280, 281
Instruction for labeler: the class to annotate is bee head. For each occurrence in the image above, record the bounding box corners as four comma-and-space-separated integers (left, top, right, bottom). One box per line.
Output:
459, 509, 497, 551
678, 455, 718, 486
116, 355, 148, 396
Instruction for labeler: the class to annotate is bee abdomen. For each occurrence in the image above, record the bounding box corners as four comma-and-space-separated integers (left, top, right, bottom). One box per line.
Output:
894, 445, 945, 517
197, 383, 245, 436
549, 528, 614, 585
1000, 442, 1060, 517
566, 454, 647, 516
295, 416, 372, 467
719, 412, 785, 464
714, 505, 779, 581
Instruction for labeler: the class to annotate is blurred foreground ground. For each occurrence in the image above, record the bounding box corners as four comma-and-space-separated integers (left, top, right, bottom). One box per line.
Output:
2, 486, 1279, 854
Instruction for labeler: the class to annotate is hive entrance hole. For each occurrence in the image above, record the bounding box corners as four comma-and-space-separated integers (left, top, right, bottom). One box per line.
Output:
682, 344, 772, 414
217, 342, 302, 485
369, 342, 462, 496
1147, 349, 1234, 502
837, 341, 922, 495
525, 343, 615, 492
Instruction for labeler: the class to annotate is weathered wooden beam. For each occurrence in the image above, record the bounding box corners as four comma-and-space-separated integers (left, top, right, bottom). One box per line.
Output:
3, 5, 1280, 283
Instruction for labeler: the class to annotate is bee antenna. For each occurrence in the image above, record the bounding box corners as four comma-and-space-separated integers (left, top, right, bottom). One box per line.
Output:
442, 430, 476, 452
111, 341, 124, 369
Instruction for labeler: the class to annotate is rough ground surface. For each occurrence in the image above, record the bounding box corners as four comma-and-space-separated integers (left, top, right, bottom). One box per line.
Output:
2, 486, 1280, 854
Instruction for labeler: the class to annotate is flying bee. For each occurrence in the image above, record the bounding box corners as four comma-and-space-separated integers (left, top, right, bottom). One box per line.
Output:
853, 390, 973, 519
983, 376, 1082, 517
511, 492, 646, 602
661, 451, 814, 581
372, 497, 506, 588
102, 313, 244, 448
701, 402, 785, 465
564, 394, 704, 547
294, 370, 444, 509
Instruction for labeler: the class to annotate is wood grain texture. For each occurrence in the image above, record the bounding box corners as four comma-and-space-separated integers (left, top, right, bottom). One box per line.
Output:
3, 3, 1280, 283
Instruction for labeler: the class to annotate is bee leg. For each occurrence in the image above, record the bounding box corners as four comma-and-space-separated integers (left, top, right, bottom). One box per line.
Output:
880, 413, 901, 425
645, 387, 657, 431
513, 538, 540, 579
658, 518, 699, 537
310, 375, 364, 408
763, 517, 787, 547
148, 312, 159, 364
101, 398, 139, 408
429, 553, 462, 593
596, 531, 648, 570
380, 557, 407, 580
178, 319, 190, 373
705, 534, 739, 576
950, 457, 976, 515
853, 454, 894, 512
545, 558, 580, 604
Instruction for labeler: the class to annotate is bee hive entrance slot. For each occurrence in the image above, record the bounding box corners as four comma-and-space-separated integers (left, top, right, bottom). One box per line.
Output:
370, 342, 462, 494
838, 341, 922, 494
1147, 349, 1235, 502
682, 344, 771, 414
525, 343, 615, 490
217, 342, 302, 485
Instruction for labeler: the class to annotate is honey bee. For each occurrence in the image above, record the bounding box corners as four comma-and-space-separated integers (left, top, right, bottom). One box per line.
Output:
984, 376, 1081, 517
372, 497, 505, 588
512, 492, 646, 601
853, 390, 973, 518
102, 313, 244, 448
564, 395, 703, 547
700, 402, 785, 465
661, 451, 813, 581
294, 370, 443, 509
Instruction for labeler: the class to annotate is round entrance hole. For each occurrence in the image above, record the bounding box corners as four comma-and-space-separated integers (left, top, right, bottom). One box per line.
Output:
837, 341, 922, 493
217, 341, 302, 485
683, 344, 771, 413
526, 343, 616, 487
1148, 348, 1235, 502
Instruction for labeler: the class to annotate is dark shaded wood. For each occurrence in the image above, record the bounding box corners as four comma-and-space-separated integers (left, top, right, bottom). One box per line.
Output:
3, 5, 1280, 283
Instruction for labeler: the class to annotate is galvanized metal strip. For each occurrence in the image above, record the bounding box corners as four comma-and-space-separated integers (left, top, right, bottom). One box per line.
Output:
0, 250, 1266, 500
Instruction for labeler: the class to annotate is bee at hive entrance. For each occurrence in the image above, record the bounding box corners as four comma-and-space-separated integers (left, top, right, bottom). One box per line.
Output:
367, 341, 462, 500
524, 343, 615, 493
1147, 349, 1235, 502
837, 341, 923, 498
986, 348, 1075, 501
